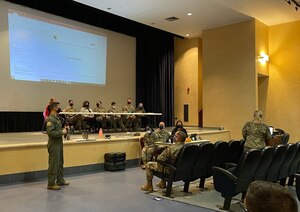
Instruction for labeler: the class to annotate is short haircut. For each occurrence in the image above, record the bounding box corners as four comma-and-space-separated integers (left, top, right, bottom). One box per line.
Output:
111, 102, 116, 105
68, 99, 73, 103
176, 131, 187, 143
245, 181, 298, 212
253, 110, 263, 119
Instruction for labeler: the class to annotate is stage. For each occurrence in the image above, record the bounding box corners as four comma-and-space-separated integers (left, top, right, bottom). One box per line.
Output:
0, 127, 230, 184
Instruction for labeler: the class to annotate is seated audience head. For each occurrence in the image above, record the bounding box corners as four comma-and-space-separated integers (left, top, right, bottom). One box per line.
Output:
145, 125, 153, 134
245, 180, 298, 212
49, 97, 56, 104
174, 131, 186, 143
158, 122, 165, 130
127, 98, 132, 105
175, 120, 183, 128
137, 102, 144, 109
111, 101, 116, 109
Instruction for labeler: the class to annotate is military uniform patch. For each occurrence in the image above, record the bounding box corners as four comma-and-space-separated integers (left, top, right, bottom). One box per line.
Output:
47, 122, 52, 127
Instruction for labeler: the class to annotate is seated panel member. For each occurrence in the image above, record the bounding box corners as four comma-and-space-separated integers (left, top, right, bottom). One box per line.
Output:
122, 98, 135, 130
132, 102, 146, 131
64, 100, 82, 132
155, 122, 170, 142
80, 101, 94, 131
93, 101, 108, 131
140, 131, 187, 192
108, 102, 125, 132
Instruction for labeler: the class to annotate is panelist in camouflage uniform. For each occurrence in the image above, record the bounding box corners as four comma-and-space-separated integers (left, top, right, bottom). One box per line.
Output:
242, 110, 272, 151
140, 131, 187, 192
46, 102, 69, 190
108, 102, 126, 132
64, 99, 82, 132
132, 102, 146, 131
154, 122, 170, 142
122, 98, 135, 130
93, 100, 108, 131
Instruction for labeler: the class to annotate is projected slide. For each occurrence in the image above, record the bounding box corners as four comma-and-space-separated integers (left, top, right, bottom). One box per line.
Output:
8, 10, 107, 85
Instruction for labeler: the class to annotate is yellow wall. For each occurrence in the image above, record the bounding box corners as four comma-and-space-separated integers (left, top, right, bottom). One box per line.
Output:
266, 21, 300, 141
174, 37, 200, 126
202, 20, 257, 139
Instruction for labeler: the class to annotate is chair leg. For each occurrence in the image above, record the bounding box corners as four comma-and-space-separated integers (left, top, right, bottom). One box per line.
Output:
288, 175, 295, 186
223, 197, 232, 210
280, 177, 287, 187
183, 181, 190, 193
165, 180, 173, 197
199, 177, 205, 189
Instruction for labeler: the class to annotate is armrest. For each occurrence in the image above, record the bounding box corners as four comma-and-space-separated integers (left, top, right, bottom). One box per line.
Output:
225, 163, 237, 170
212, 166, 238, 182
157, 160, 176, 172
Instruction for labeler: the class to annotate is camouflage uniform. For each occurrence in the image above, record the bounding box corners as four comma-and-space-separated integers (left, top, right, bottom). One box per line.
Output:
93, 105, 108, 130
46, 114, 65, 186
141, 132, 158, 164
108, 107, 126, 131
64, 105, 82, 131
132, 107, 145, 131
122, 104, 135, 129
242, 120, 272, 149
145, 142, 184, 181
155, 128, 170, 142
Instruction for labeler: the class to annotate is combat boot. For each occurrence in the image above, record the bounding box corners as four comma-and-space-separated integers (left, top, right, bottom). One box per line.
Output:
156, 180, 166, 189
140, 180, 154, 192
57, 181, 70, 186
47, 184, 61, 190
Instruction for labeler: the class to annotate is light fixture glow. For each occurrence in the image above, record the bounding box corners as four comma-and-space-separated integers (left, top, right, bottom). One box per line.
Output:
187, 12, 192, 16
185, 34, 190, 37
258, 53, 269, 64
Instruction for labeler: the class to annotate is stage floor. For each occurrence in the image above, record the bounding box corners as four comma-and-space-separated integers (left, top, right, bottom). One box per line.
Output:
0, 127, 227, 146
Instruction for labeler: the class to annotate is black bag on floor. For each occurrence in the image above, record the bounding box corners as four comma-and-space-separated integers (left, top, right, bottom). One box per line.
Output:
104, 152, 126, 171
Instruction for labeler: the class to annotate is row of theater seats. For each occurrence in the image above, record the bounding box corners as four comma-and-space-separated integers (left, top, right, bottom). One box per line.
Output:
153, 140, 300, 210
153, 140, 244, 197
213, 142, 300, 210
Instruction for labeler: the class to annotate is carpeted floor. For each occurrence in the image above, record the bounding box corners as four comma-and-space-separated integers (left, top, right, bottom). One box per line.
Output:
149, 178, 300, 212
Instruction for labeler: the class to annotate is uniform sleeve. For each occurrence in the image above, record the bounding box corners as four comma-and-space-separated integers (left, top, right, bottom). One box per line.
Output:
46, 121, 62, 138
157, 147, 170, 162
242, 122, 249, 139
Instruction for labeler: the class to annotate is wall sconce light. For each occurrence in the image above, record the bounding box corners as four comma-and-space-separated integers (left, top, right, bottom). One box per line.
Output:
258, 53, 269, 63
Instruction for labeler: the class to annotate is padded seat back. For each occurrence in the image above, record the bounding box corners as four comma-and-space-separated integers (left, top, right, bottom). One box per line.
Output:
226, 140, 243, 164
279, 143, 298, 179
173, 145, 199, 181
254, 146, 274, 180
192, 143, 214, 179
289, 142, 300, 175
266, 145, 287, 181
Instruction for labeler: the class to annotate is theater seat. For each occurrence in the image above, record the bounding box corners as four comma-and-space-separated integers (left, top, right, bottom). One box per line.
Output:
226, 140, 243, 164
265, 145, 287, 182
153, 145, 199, 197
288, 142, 300, 185
206, 141, 228, 177
253, 146, 274, 181
213, 149, 261, 210
279, 143, 298, 186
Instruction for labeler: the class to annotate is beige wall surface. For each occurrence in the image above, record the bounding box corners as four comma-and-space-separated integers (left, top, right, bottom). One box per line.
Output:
202, 20, 257, 139
174, 37, 199, 126
266, 21, 300, 141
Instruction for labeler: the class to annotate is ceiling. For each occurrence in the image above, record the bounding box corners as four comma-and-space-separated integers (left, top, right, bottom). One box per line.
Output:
74, 0, 300, 38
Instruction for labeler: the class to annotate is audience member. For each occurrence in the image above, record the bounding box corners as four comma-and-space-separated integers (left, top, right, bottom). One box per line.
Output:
171, 120, 188, 137
155, 122, 170, 142
140, 131, 187, 192
43, 97, 56, 120
244, 180, 298, 212
242, 110, 272, 151
140, 125, 158, 169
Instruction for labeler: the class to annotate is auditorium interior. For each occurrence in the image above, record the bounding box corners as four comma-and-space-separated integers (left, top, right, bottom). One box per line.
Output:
0, 0, 300, 211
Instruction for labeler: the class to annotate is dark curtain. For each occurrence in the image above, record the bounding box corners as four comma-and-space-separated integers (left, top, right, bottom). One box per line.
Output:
136, 32, 174, 127
3, 0, 175, 131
